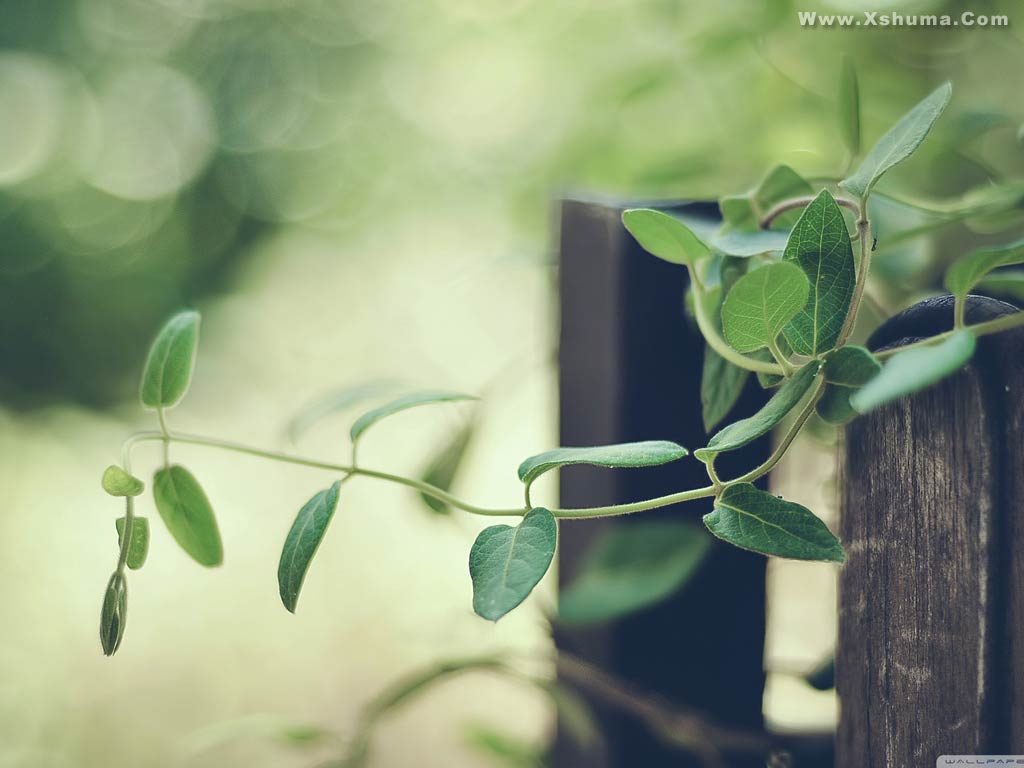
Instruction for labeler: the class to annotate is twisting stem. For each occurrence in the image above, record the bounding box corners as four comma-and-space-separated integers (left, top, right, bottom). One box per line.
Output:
767, 336, 794, 377
691, 287, 785, 376
837, 200, 872, 346
759, 195, 860, 230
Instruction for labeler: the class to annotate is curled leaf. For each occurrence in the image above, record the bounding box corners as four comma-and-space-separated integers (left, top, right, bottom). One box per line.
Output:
99, 571, 128, 656
102, 465, 144, 497
115, 516, 150, 570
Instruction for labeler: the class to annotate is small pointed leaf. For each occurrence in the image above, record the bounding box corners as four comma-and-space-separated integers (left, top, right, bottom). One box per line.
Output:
153, 465, 223, 567
115, 517, 150, 570
696, 361, 820, 462
701, 344, 749, 432
350, 390, 476, 442
721, 261, 809, 353
703, 483, 844, 562
944, 237, 1024, 302
99, 571, 128, 656
782, 190, 856, 356
517, 441, 689, 487
558, 522, 712, 625
102, 465, 145, 497
720, 165, 813, 231
622, 209, 711, 267
140, 310, 200, 409
469, 507, 557, 621
841, 82, 952, 199
851, 330, 976, 413
278, 481, 342, 613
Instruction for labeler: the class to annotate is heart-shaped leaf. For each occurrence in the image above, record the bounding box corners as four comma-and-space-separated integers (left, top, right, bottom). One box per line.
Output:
140, 310, 200, 409
350, 390, 476, 442
841, 82, 952, 199
115, 516, 150, 570
278, 481, 342, 613
703, 483, 844, 562
782, 190, 856, 356
517, 441, 689, 487
558, 522, 712, 625
153, 465, 223, 567
822, 345, 881, 387
838, 55, 861, 157
469, 507, 557, 621
851, 330, 976, 413
721, 261, 810, 353
696, 361, 820, 462
622, 209, 711, 268
944, 237, 1024, 303
720, 165, 813, 231
102, 465, 145, 497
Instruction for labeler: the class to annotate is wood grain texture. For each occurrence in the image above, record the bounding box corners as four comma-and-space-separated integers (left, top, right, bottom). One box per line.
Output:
556, 199, 772, 768
837, 297, 1024, 767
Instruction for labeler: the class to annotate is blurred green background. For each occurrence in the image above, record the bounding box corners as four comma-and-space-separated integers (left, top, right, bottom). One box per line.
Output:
0, 0, 1021, 765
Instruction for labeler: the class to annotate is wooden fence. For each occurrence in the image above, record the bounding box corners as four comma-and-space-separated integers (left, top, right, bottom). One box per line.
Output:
556, 198, 1024, 767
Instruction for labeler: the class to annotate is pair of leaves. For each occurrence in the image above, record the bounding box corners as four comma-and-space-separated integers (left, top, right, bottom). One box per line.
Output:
851, 330, 976, 413
154, 465, 224, 567
517, 440, 689, 488
704, 483, 844, 563
469, 508, 557, 622
696, 361, 820, 463
945, 236, 1024, 306
841, 82, 952, 199
816, 346, 881, 425
140, 310, 200, 409
558, 521, 711, 625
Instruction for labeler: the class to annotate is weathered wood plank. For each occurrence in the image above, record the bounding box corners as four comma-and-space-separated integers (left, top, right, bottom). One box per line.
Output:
837, 295, 1024, 766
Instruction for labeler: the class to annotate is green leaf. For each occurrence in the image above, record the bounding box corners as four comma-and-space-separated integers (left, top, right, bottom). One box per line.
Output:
711, 228, 790, 257
782, 190, 856, 356
754, 346, 786, 389
419, 418, 475, 515
816, 384, 858, 425
621, 208, 711, 267
703, 483, 844, 562
851, 330, 976, 413
721, 261, 810, 353
99, 571, 128, 656
463, 723, 543, 767
944, 237, 1024, 302
115, 517, 150, 570
469, 507, 557, 621
350, 390, 476, 442
286, 379, 401, 443
558, 522, 711, 625
696, 361, 820, 462
701, 344, 749, 432
153, 465, 223, 567
822, 345, 881, 387
720, 165, 814, 231
838, 55, 861, 157
278, 481, 342, 613
102, 465, 144, 497
139, 310, 200, 409
517, 441, 689, 487
840, 82, 952, 199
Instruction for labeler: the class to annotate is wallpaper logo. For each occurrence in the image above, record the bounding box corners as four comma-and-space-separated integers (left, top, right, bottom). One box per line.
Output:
938, 759, 1024, 766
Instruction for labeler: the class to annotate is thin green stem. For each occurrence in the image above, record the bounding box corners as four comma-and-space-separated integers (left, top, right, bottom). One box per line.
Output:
691, 286, 785, 376
121, 430, 719, 520
837, 201, 871, 346
759, 194, 860, 230
875, 310, 1024, 360
953, 297, 966, 329
732, 377, 825, 485
157, 407, 170, 466
705, 461, 722, 492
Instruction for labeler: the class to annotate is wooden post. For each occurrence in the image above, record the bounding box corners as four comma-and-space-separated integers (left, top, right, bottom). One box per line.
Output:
555, 198, 773, 767
837, 295, 1024, 766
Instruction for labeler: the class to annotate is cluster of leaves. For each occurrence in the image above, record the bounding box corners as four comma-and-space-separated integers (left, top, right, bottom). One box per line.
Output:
99, 74, 1024, 660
